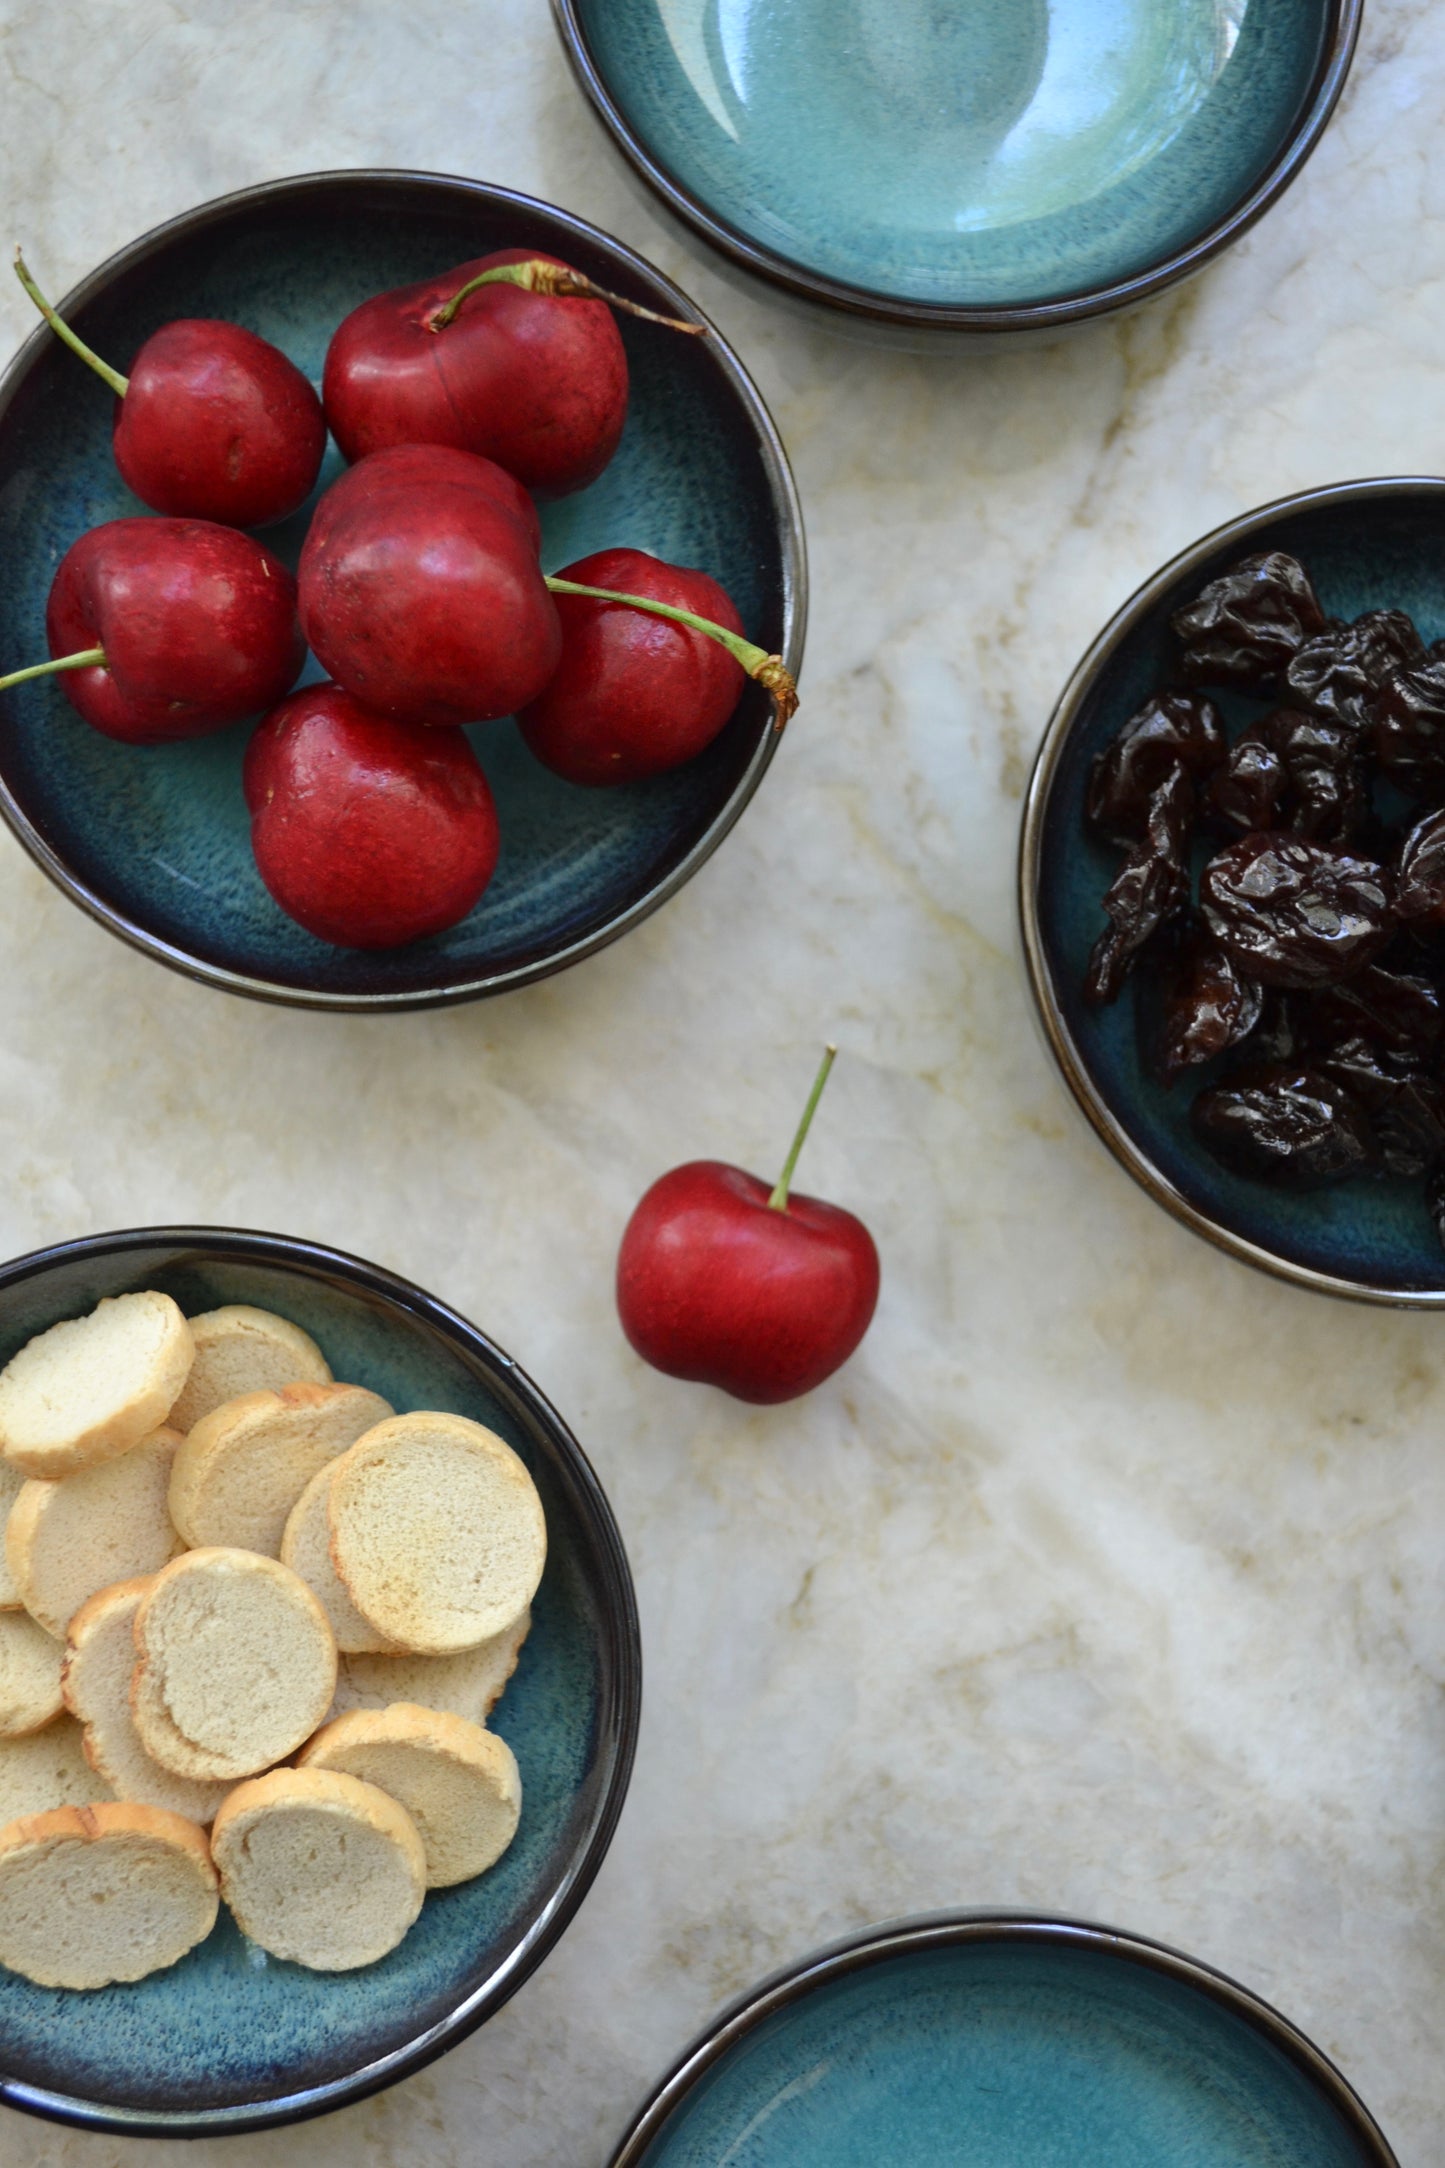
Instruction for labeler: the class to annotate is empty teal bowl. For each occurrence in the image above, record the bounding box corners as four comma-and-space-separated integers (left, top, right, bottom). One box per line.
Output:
0, 172, 804, 1009
608, 1914, 1397, 2166
0, 1227, 640, 2137
1021, 477, 1445, 1306
555, 0, 1359, 335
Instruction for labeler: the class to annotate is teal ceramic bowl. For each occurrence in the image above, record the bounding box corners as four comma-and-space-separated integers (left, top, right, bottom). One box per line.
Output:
1021, 478, 1445, 1306
0, 171, 804, 1009
608, 1914, 1397, 2167
0, 1227, 640, 2137
555, 0, 1359, 337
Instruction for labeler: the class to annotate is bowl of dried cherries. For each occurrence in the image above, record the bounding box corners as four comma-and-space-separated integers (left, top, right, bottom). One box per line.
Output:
0, 170, 803, 1009
1021, 476, 1445, 1304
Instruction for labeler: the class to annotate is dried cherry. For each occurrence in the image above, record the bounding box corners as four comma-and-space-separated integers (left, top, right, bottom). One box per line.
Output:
1086, 692, 1225, 845
1302, 959, 1442, 1059
1191, 1064, 1377, 1186
1393, 808, 1445, 924
1139, 923, 1262, 1084
1285, 608, 1424, 730
1171, 552, 1325, 694
1084, 764, 1192, 1006
1373, 656, 1445, 795
1199, 834, 1393, 988
1317, 1036, 1445, 1178
1205, 707, 1366, 845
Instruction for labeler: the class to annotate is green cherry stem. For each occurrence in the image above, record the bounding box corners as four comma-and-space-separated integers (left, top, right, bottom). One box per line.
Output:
13, 252, 129, 398
544, 577, 798, 731
0, 648, 105, 694
768, 1045, 838, 1213
425, 257, 706, 337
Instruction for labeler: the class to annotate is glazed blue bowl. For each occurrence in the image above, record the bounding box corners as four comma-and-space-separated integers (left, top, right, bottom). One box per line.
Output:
0, 171, 804, 1009
555, 0, 1359, 337
608, 1913, 1397, 2166
0, 1226, 640, 2137
1021, 478, 1445, 1306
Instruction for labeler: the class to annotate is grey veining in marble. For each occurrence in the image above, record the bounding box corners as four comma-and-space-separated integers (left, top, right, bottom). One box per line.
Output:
0, 2, 1441, 2163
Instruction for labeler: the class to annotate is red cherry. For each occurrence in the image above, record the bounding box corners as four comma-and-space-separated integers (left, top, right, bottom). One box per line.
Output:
518, 548, 746, 785
30, 517, 304, 745
244, 683, 499, 948
113, 321, 326, 527
323, 250, 629, 498
15, 258, 324, 527
297, 445, 560, 728
616, 1049, 880, 1403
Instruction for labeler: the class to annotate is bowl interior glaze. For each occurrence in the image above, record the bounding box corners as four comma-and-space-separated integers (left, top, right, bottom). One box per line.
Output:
560, 0, 1352, 323
0, 1229, 639, 2135
614, 1920, 1394, 2167
0, 173, 801, 1008
1024, 480, 1445, 1303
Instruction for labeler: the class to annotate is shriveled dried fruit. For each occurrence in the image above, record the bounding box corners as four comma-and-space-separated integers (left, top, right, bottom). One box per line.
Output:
1317, 1036, 1445, 1179
1086, 692, 1225, 846
1393, 807, 1445, 925
1084, 764, 1192, 1006
1302, 960, 1442, 1059
1205, 707, 1366, 845
1140, 923, 1262, 1084
1171, 552, 1325, 693
1199, 833, 1393, 988
1373, 657, 1445, 795
1285, 608, 1424, 730
1191, 1064, 1377, 1187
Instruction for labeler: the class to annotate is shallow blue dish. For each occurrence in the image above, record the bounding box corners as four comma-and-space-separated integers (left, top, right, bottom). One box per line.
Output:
555, 0, 1359, 336
609, 1914, 1396, 2166
1021, 478, 1445, 1306
0, 1226, 640, 2137
0, 171, 804, 1009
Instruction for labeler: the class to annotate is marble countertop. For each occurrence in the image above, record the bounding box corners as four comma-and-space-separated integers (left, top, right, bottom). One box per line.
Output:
0, 2, 1442, 2162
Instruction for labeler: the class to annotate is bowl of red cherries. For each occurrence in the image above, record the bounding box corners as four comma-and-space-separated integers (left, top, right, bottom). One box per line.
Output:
1022, 476, 1445, 1305
0, 171, 804, 1008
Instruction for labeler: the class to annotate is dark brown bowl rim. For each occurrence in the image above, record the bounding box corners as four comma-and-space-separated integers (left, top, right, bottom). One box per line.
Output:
552, 0, 1362, 334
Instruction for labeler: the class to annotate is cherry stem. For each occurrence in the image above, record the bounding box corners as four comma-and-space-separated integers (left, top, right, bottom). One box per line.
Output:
13, 252, 129, 398
425, 258, 706, 338
544, 577, 798, 732
0, 648, 105, 694
768, 1045, 838, 1213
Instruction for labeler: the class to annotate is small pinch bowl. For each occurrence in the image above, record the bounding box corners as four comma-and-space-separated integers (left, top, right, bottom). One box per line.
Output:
0, 1226, 640, 2137
1021, 477, 1445, 1306
608, 1912, 1397, 2167
0, 170, 804, 1009
554, 0, 1360, 340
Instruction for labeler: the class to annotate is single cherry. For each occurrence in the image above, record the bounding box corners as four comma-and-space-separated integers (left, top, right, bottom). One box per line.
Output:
323, 249, 700, 497
16, 253, 326, 528
519, 547, 747, 785
299, 446, 798, 734
616, 1047, 880, 1404
0, 517, 304, 745
298, 444, 562, 728
244, 683, 500, 948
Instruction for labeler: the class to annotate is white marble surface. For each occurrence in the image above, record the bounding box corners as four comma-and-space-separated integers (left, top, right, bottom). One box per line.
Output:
0, 2, 1442, 2162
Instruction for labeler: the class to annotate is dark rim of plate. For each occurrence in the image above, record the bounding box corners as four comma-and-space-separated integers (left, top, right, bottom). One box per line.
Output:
0, 169, 807, 1013
606, 1909, 1398, 2166
0, 1223, 643, 2139
551, 0, 1362, 334
1019, 475, 1445, 1310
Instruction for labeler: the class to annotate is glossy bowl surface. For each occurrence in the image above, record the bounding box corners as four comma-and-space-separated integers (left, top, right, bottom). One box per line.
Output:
555, 0, 1359, 334
609, 1913, 1396, 2167
0, 1226, 640, 2136
1022, 478, 1445, 1306
0, 171, 804, 1009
